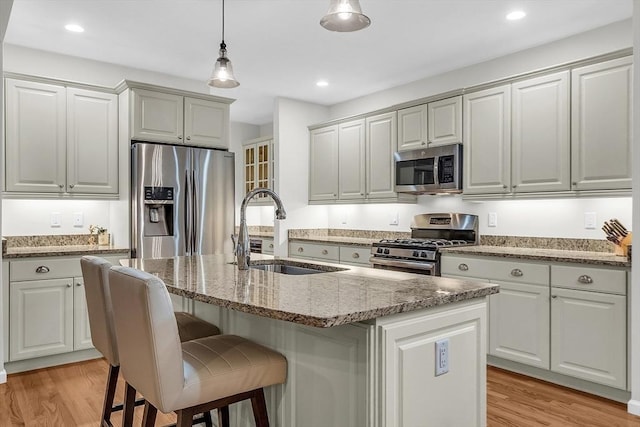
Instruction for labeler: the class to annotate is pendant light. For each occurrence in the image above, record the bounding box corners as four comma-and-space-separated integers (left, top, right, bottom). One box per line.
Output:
208, 0, 239, 88
320, 0, 371, 32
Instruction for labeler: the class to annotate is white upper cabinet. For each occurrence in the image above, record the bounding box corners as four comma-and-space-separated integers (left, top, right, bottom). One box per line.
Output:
427, 96, 462, 146
66, 88, 119, 194
309, 125, 339, 201
5, 79, 67, 193
366, 112, 397, 199
397, 105, 427, 152
511, 71, 570, 193
463, 85, 511, 194
131, 88, 229, 149
338, 120, 366, 200
5, 78, 118, 195
571, 56, 632, 191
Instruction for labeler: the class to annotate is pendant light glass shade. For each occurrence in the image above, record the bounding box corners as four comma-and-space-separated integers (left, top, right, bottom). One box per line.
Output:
320, 0, 371, 32
207, 0, 239, 88
208, 42, 239, 88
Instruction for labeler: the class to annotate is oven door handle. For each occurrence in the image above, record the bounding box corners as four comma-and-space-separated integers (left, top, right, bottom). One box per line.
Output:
433, 155, 439, 185
369, 257, 436, 272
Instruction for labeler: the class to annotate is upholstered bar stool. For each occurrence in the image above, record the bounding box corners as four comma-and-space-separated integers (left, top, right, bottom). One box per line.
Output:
108, 265, 287, 427
80, 256, 221, 427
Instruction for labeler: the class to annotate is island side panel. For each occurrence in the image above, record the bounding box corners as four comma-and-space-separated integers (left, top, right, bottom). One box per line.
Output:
376, 299, 488, 427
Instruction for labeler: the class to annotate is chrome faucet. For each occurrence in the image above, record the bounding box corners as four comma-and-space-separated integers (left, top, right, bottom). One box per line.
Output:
235, 188, 286, 270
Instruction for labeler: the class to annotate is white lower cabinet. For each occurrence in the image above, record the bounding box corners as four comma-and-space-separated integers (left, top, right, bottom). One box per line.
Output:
441, 253, 628, 392
288, 241, 371, 267
73, 276, 94, 351
489, 280, 549, 369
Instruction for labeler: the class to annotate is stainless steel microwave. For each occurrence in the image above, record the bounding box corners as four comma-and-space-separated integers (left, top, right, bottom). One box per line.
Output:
394, 144, 463, 194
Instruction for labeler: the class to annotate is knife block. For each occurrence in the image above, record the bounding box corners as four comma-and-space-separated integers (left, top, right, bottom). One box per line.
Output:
614, 233, 632, 257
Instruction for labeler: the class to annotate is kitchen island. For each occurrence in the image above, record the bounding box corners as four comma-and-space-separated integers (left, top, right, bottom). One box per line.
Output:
123, 254, 498, 427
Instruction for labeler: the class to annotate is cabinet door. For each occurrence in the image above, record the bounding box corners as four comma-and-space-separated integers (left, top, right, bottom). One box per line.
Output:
427, 96, 462, 146
5, 78, 66, 193
184, 97, 228, 148
489, 281, 550, 369
73, 277, 94, 350
255, 140, 272, 194
67, 88, 118, 194
244, 144, 257, 196
512, 71, 570, 193
551, 287, 626, 389
366, 112, 397, 199
10, 278, 73, 361
131, 88, 184, 143
463, 85, 511, 194
309, 126, 339, 201
338, 120, 366, 200
397, 105, 427, 152
571, 56, 632, 191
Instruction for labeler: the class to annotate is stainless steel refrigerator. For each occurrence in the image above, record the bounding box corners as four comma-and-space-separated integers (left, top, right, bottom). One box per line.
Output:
131, 142, 235, 259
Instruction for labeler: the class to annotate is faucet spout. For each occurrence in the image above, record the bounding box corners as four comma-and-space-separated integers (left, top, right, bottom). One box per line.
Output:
236, 188, 287, 270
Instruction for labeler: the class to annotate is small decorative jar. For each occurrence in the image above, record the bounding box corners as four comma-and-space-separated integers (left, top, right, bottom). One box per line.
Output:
98, 232, 109, 246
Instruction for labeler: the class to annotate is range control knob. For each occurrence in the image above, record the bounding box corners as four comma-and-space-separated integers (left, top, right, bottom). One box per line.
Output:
383, 249, 390, 255
377, 248, 383, 254
412, 251, 419, 257
420, 252, 428, 258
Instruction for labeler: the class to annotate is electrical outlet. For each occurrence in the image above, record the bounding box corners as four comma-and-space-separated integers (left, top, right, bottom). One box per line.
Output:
73, 212, 84, 227
488, 212, 498, 227
584, 212, 597, 229
435, 338, 449, 376
390, 212, 399, 226
50, 212, 61, 227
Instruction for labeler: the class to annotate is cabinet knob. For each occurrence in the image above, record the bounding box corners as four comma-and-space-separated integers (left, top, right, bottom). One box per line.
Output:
269, 243, 274, 248
69, 184, 75, 189
297, 247, 304, 253
502, 185, 507, 189
421, 141, 426, 145
178, 135, 183, 140
510, 268, 523, 277
333, 194, 337, 197
67, 284, 72, 288
512, 185, 517, 188
76, 282, 82, 287
322, 249, 328, 255
552, 295, 558, 299
458, 263, 469, 271
58, 184, 64, 189
352, 253, 360, 259
187, 136, 191, 140
360, 193, 364, 196
572, 182, 577, 186
35, 266, 50, 274
578, 275, 593, 284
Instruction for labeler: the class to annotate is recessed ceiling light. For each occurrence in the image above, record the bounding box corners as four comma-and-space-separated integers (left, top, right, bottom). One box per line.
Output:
506, 10, 526, 21
65, 23, 85, 33
316, 80, 329, 87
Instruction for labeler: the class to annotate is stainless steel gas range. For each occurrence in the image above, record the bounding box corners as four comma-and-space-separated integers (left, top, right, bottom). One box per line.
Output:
370, 213, 479, 276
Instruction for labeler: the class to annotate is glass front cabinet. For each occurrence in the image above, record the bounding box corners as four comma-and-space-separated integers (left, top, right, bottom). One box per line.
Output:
243, 136, 274, 202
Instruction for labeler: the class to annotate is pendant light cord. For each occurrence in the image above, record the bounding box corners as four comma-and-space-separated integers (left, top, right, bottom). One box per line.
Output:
221, 0, 226, 47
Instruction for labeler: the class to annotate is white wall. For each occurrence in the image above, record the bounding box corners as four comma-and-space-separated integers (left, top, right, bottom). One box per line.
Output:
273, 97, 330, 255
228, 121, 260, 225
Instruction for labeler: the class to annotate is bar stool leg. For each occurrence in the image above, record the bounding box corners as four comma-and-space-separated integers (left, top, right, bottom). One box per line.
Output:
250, 389, 269, 427
177, 408, 195, 427
101, 364, 120, 426
217, 406, 229, 427
123, 382, 137, 427
203, 410, 213, 427
142, 401, 158, 427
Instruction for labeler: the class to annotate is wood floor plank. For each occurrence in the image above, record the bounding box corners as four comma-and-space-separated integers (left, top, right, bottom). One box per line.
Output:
0, 359, 639, 426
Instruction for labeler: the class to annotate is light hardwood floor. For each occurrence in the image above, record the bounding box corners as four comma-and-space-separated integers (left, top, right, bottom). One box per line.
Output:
0, 359, 639, 426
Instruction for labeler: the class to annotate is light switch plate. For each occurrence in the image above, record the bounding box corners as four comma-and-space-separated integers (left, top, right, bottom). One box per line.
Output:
73, 212, 84, 227
488, 212, 498, 228
50, 212, 61, 227
584, 212, 597, 229
390, 212, 399, 226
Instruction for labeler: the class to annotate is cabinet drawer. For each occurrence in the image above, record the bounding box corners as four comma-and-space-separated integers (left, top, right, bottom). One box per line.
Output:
441, 255, 549, 285
10, 257, 82, 281
289, 242, 339, 261
339, 246, 371, 266
262, 238, 274, 254
551, 265, 626, 295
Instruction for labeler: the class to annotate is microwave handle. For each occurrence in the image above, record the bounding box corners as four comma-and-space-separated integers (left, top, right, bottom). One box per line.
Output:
433, 155, 440, 185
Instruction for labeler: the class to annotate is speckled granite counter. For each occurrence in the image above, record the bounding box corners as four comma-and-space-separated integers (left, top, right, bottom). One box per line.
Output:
441, 245, 630, 268
4, 245, 130, 259
122, 253, 498, 328
288, 228, 409, 247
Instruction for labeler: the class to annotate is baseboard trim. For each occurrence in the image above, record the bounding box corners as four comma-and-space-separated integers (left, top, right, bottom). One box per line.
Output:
627, 399, 640, 416
6, 349, 101, 374
0, 369, 6, 384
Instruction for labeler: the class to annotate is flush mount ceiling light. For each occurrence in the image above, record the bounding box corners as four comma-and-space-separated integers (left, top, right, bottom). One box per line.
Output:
506, 10, 526, 20
316, 80, 329, 87
64, 23, 84, 33
207, 0, 239, 88
320, 0, 371, 32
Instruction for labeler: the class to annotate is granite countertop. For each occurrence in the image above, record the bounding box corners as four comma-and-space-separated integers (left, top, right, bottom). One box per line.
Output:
4, 245, 130, 259
289, 235, 380, 246
249, 232, 275, 239
440, 245, 630, 268
121, 254, 498, 328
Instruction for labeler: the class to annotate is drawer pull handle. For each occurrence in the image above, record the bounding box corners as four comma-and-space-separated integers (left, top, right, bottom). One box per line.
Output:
322, 249, 328, 255
510, 268, 523, 277
35, 266, 50, 274
269, 243, 273, 248
298, 247, 304, 253
578, 275, 593, 284
458, 263, 469, 271
352, 253, 360, 259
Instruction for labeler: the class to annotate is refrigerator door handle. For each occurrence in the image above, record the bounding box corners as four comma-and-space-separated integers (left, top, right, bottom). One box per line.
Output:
185, 169, 192, 255
192, 169, 198, 254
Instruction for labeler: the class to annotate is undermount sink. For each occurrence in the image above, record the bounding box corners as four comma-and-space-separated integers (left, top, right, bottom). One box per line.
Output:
249, 260, 347, 275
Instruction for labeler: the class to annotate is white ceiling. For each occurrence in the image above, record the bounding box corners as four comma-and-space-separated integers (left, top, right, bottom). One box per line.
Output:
4, 0, 633, 125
